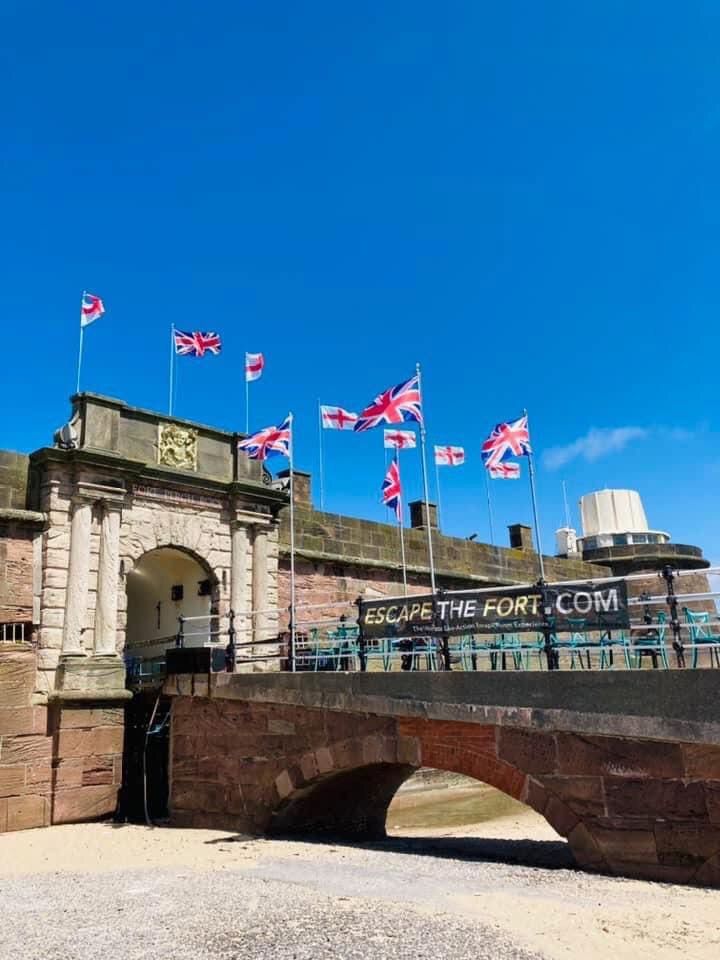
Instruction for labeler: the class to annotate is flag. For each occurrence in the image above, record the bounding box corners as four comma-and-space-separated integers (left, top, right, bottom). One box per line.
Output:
384, 429, 417, 450
321, 405, 358, 430
238, 416, 291, 461
80, 293, 105, 327
381, 457, 402, 522
487, 461, 520, 479
354, 374, 423, 432
434, 445, 464, 466
174, 330, 222, 357
245, 352, 264, 382
481, 414, 530, 476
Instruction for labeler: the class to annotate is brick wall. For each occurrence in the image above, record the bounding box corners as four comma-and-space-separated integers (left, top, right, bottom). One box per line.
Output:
0, 646, 124, 832
0, 520, 36, 624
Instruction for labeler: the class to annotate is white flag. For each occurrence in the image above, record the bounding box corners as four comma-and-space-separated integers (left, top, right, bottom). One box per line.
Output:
320, 405, 358, 430
245, 352, 264, 382
80, 292, 105, 327
384, 429, 417, 450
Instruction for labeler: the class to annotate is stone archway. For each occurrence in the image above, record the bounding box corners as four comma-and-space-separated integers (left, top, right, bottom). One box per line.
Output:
125, 546, 220, 663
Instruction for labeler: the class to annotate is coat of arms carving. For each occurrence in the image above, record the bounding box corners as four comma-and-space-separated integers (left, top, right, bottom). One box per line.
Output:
157, 423, 198, 471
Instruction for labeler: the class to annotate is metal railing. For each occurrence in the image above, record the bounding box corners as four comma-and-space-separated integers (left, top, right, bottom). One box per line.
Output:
0, 622, 33, 645
123, 566, 720, 676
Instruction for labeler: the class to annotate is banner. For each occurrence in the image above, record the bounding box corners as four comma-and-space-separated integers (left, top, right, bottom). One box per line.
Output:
358, 580, 629, 639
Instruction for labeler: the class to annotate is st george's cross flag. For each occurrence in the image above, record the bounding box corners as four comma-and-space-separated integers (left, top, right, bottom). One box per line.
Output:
384, 429, 417, 450
245, 352, 264, 382
238, 416, 291, 461
321, 405, 358, 430
80, 292, 105, 327
381, 457, 402, 522
434, 445, 465, 466
174, 330, 222, 357
481, 414, 530, 478
354, 374, 423, 432
487, 460, 520, 479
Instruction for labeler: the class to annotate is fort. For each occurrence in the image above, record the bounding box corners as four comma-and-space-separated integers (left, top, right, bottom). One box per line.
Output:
1, 393, 718, 887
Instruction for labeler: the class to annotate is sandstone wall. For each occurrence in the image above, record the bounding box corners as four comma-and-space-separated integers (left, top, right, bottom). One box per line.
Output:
0, 646, 123, 832
0, 519, 36, 625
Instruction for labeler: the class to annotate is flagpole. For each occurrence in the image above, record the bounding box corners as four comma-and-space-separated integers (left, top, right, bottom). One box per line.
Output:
434, 456, 443, 532
484, 468, 495, 545
168, 324, 175, 416
562, 479, 571, 528
317, 400, 325, 511
396, 453, 408, 596
288, 413, 297, 672
76, 291, 86, 395
245, 360, 250, 435
524, 409, 545, 580
415, 362, 437, 593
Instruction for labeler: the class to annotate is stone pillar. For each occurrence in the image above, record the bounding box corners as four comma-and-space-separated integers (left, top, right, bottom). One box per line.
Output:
94, 501, 122, 656
61, 498, 93, 656
252, 525, 269, 644
231, 522, 250, 643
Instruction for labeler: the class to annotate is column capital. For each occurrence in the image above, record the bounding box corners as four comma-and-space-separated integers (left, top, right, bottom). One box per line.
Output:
232, 510, 272, 528
73, 481, 126, 507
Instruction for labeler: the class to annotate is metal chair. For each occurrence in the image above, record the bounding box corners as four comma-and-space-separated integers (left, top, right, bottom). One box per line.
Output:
631, 612, 669, 669
562, 618, 593, 669
683, 608, 720, 668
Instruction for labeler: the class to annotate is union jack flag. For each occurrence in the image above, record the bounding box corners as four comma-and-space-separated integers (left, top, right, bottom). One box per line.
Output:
238, 415, 291, 461
434, 445, 464, 466
487, 460, 520, 479
382, 457, 402, 522
481, 414, 530, 477
174, 330, 222, 357
321, 405, 358, 430
354, 375, 423, 433
80, 292, 105, 327
384, 429, 417, 450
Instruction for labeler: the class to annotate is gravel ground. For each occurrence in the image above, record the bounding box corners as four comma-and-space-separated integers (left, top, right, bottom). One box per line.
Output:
2, 822, 719, 960
3, 859, 541, 960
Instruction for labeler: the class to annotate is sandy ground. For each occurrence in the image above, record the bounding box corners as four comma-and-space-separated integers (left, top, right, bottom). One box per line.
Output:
2, 794, 719, 960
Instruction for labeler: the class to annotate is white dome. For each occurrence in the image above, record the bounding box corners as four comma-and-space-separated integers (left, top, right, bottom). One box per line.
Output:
580, 489, 649, 536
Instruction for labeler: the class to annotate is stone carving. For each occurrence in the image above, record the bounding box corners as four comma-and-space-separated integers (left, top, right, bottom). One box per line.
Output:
157, 423, 198, 471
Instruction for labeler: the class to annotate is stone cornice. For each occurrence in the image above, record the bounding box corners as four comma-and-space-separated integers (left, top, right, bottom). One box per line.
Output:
0, 507, 46, 526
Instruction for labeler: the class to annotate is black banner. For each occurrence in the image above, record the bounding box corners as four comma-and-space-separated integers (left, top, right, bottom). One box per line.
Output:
358, 580, 629, 639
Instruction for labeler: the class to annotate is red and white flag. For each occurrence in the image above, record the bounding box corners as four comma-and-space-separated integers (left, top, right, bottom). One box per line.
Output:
434, 445, 465, 466
488, 460, 520, 479
245, 352, 264, 382
384, 429, 417, 450
381, 457, 402, 522
80, 292, 105, 327
321, 405, 358, 430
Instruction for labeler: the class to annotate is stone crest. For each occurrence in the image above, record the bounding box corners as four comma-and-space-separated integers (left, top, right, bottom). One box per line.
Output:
157, 423, 198, 471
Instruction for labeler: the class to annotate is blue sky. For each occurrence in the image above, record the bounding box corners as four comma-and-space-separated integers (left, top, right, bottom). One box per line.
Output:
2, 2, 720, 560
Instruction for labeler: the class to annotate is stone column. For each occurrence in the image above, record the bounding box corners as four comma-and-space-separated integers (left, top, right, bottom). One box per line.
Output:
61, 498, 93, 656
231, 522, 250, 644
252, 525, 269, 644
94, 500, 123, 656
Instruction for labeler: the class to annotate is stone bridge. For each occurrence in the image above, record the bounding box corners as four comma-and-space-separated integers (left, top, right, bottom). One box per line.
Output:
164, 671, 720, 887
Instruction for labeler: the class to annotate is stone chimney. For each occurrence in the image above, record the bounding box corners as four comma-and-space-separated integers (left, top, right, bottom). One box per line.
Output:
276, 469, 312, 507
409, 499, 438, 531
508, 523, 534, 551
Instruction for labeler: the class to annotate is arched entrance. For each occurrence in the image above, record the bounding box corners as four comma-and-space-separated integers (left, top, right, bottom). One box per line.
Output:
125, 546, 219, 665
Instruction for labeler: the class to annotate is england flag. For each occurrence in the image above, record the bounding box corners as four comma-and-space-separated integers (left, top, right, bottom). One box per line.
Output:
321, 405, 358, 430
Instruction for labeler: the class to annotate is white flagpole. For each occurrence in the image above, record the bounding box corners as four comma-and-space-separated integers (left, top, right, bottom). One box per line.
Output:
245, 358, 250, 435
434, 455, 443, 532
524, 409, 545, 580
396, 452, 408, 595
415, 362, 437, 593
76, 291, 86, 395
318, 400, 325, 511
288, 413, 297, 672
562, 479, 571, 528
484, 468, 495, 545
168, 324, 175, 416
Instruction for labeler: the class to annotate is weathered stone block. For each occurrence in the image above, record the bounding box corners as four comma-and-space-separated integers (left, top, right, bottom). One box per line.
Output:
52, 784, 118, 823
682, 743, 720, 779
497, 728, 556, 774
0, 766, 26, 797
0, 707, 46, 737
556, 734, 684, 779
604, 778, 708, 821
6, 794, 48, 830
1, 734, 52, 765
587, 821, 659, 866
56, 726, 124, 759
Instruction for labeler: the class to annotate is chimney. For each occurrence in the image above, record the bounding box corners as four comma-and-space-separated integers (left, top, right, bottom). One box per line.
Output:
508, 523, 534, 551
276, 469, 312, 507
410, 499, 438, 531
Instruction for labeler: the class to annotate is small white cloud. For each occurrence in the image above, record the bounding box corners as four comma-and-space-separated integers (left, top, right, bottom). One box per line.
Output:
543, 426, 649, 470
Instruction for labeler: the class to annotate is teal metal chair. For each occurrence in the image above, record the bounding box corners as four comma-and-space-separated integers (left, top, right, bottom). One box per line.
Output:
631, 612, 669, 669
561, 618, 593, 669
683, 608, 720, 668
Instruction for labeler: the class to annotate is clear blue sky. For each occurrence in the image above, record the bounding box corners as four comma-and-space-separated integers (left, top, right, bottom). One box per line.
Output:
2, 2, 719, 560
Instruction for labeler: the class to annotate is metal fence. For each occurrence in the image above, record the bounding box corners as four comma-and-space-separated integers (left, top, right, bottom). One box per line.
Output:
124, 565, 720, 678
